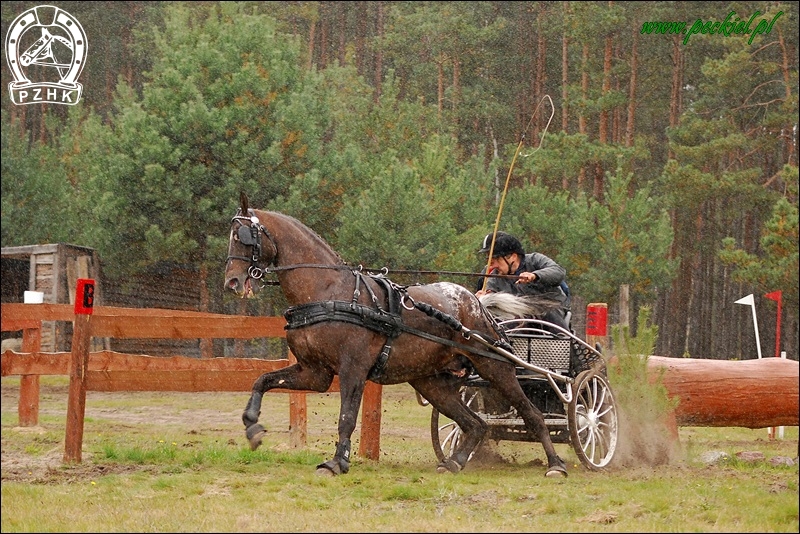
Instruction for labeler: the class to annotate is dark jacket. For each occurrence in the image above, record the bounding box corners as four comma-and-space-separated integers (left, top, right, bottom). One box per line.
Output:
476, 252, 571, 329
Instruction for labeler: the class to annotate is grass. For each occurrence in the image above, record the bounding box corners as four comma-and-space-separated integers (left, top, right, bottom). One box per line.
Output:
1, 375, 798, 532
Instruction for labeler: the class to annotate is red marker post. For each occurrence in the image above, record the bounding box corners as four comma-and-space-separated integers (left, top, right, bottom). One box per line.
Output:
764, 290, 783, 440
586, 303, 608, 336
586, 303, 608, 350
65, 278, 95, 462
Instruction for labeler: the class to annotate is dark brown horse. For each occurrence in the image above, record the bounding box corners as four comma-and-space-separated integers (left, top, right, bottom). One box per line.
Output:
224, 193, 568, 477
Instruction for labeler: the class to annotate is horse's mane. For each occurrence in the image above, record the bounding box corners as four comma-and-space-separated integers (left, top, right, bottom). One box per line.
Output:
267, 211, 347, 266
479, 292, 561, 321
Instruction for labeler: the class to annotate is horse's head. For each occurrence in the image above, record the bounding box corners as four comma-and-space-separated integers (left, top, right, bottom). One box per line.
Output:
224, 192, 278, 298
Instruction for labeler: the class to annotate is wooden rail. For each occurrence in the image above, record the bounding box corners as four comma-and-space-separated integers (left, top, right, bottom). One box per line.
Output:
1, 303, 383, 463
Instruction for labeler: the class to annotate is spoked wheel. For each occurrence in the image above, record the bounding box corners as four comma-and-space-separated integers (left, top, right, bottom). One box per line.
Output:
430, 386, 481, 463
568, 369, 618, 470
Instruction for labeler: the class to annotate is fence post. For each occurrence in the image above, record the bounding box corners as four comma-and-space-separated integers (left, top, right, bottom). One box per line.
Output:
64, 313, 92, 462
18, 326, 41, 426
359, 382, 383, 460
64, 279, 95, 463
287, 351, 308, 448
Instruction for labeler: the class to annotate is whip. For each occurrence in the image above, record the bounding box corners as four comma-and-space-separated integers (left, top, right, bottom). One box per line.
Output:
481, 95, 555, 291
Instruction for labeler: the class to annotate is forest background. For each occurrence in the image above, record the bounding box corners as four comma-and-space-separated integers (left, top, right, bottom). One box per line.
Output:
1, 1, 797, 361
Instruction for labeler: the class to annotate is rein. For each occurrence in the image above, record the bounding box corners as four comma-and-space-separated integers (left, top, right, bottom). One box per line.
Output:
228, 210, 523, 287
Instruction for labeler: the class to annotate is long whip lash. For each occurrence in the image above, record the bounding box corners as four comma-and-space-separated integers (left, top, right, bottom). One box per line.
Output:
481, 95, 554, 291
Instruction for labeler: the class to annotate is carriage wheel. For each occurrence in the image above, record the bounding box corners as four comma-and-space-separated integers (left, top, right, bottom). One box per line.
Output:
568, 369, 618, 470
430, 386, 482, 463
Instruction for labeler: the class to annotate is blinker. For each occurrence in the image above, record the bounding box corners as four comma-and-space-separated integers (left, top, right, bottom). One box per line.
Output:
237, 225, 257, 246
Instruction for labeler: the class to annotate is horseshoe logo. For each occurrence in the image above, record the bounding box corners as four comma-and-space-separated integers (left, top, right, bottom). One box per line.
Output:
5, 5, 87, 105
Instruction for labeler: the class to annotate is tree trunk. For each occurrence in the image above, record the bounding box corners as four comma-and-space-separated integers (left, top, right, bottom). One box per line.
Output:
595, 28, 612, 199
777, 26, 795, 166
452, 57, 461, 114
535, 7, 546, 139
668, 35, 683, 158
319, 5, 329, 70
579, 42, 589, 189
561, 29, 568, 132
437, 58, 445, 119
561, 25, 569, 190
338, 4, 347, 66
307, 13, 316, 71
373, 1, 383, 102
355, 2, 366, 74
625, 25, 638, 148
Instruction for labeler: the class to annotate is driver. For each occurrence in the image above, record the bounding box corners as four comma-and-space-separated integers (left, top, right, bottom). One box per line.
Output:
474, 231, 571, 330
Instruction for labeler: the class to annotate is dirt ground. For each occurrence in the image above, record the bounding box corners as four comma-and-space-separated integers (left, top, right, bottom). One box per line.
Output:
1, 380, 254, 483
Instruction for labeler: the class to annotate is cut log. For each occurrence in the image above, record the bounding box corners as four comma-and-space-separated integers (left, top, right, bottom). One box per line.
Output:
647, 356, 799, 429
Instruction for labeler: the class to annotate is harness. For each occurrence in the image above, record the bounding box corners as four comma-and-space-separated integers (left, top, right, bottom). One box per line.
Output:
228, 212, 510, 380
284, 280, 510, 379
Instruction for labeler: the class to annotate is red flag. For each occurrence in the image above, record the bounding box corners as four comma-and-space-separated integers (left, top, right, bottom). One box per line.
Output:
764, 290, 782, 302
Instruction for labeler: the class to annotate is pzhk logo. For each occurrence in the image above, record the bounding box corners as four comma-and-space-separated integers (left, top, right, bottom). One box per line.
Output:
5, 5, 87, 106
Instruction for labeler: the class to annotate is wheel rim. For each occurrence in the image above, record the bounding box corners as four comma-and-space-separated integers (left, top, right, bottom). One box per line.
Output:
568, 370, 618, 470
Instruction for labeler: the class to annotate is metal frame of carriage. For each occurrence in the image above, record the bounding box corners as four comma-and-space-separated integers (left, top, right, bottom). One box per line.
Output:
426, 317, 619, 471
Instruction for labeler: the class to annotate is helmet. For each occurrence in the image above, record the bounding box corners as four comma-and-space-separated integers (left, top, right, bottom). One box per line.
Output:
478, 231, 525, 257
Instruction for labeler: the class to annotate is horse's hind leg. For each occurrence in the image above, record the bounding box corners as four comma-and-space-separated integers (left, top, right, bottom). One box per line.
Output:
243, 364, 334, 451
472, 360, 567, 478
410, 374, 487, 473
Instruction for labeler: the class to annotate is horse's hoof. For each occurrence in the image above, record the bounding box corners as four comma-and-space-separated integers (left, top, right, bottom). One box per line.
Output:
545, 465, 568, 478
245, 424, 266, 451
315, 459, 342, 476
436, 458, 462, 474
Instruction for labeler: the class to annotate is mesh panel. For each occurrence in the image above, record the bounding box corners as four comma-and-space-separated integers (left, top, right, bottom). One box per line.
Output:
510, 336, 571, 370
570, 339, 606, 377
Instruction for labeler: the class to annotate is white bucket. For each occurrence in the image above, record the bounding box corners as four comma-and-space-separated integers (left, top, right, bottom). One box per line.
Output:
24, 291, 44, 304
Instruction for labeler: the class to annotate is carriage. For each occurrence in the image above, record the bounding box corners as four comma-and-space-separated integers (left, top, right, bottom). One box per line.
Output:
426, 316, 619, 471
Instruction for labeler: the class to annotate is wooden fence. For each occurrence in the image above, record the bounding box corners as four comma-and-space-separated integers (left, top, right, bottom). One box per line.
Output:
1, 303, 383, 463
3, 302, 797, 465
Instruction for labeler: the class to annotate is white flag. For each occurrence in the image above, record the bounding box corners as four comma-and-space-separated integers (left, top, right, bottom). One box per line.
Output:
734, 294, 754, 306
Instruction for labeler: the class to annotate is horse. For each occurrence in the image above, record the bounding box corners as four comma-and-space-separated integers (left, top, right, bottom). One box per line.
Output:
224, 192, 569, 477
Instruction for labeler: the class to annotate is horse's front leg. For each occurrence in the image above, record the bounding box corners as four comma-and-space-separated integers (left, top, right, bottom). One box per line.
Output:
243, 363, 334, 451
314, 368, 367, 476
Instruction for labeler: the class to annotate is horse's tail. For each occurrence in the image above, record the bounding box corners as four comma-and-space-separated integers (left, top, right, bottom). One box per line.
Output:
479, 292, 560, 321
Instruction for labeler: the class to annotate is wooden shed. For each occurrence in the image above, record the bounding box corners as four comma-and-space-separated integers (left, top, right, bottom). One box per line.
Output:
1, 243, 102, 352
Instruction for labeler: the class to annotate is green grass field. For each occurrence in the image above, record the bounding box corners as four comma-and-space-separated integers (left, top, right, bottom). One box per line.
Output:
1, 376, 797, 532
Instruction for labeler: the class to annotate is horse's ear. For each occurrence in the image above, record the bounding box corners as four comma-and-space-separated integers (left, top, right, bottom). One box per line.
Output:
240, 191, 249, 214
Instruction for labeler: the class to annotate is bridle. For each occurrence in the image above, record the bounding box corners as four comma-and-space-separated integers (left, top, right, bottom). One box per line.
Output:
226, 210, 353, 286
226, 211, 278, 280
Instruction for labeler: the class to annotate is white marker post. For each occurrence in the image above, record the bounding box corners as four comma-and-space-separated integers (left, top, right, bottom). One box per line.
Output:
734, 294, 762, 359
735, 294, 768, 438
778, 351, 786, 439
